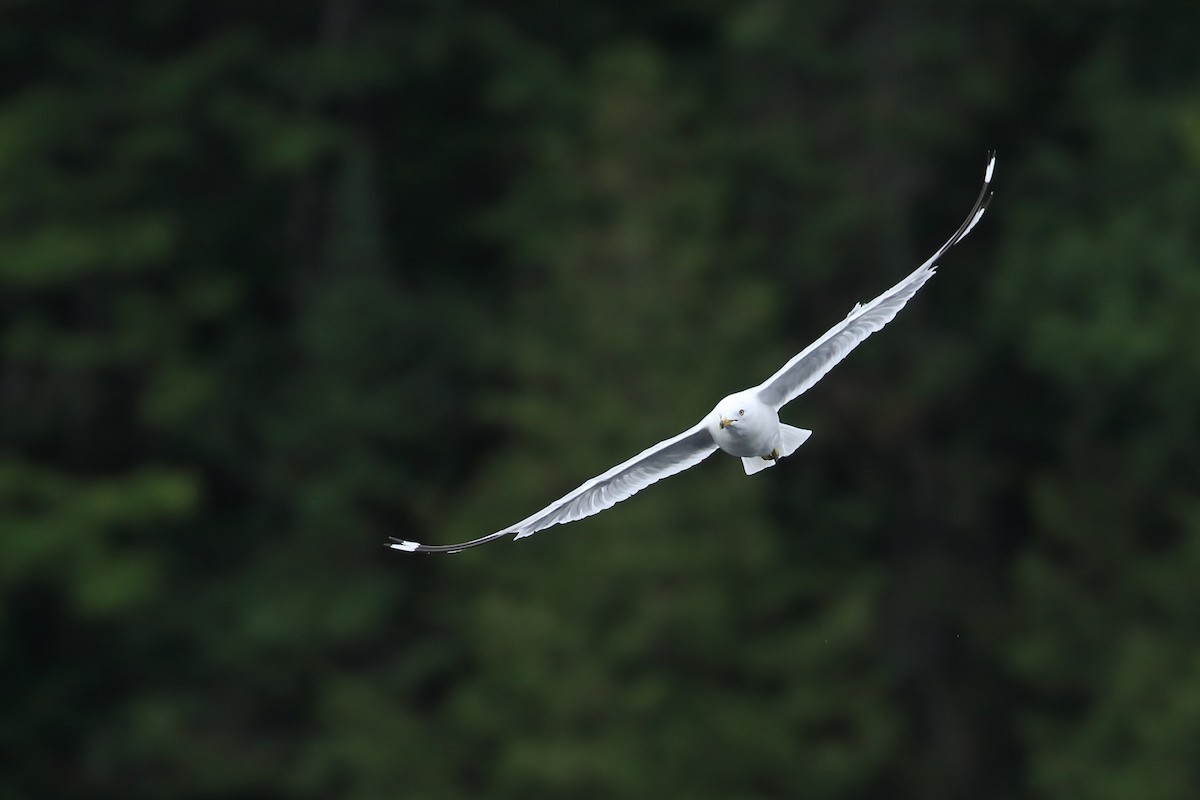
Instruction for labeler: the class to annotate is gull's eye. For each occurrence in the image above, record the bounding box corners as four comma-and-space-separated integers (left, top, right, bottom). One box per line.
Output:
738, 409, 745, 416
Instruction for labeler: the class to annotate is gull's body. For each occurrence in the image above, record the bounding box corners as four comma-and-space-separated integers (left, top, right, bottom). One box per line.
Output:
392, 153, 996, 554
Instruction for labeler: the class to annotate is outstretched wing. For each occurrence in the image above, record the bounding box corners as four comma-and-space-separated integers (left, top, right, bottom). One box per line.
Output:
756, 152, 995, 410
389, 423, 719, 554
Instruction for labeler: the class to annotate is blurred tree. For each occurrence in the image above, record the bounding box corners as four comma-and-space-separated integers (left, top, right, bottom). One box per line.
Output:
435, 35, 899, 797
0, 1, 501, 797
2, 0, 1199, 799
984, 10, 1200, 797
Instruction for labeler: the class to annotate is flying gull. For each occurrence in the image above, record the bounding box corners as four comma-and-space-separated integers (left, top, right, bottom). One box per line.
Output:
391, 153, 995, 554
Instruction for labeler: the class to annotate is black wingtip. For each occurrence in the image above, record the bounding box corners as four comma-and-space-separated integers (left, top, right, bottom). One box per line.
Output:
385, 531, 513, 555
941, 151, 997, 250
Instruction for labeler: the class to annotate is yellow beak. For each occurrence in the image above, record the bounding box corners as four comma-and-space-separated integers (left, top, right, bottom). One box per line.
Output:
719, 417, 734, 429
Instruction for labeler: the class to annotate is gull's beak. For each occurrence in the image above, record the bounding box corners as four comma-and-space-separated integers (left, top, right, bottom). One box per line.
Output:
719, 416, 734, 429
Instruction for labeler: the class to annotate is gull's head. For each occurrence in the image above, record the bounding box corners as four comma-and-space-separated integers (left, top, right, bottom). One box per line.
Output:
714, 392, 756, 431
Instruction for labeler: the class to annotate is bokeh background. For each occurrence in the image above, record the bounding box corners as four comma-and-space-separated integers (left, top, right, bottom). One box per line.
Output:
3, 1, 1200, 798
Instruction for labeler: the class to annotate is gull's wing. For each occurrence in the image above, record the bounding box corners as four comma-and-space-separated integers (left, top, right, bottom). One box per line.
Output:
755, 152, 995, 410
389, 423, 719, 554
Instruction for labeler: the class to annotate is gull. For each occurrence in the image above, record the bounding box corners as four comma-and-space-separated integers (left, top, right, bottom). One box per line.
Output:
391, 153, 995, 554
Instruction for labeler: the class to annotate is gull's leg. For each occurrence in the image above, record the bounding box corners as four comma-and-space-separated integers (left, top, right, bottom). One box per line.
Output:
761, 448, 780, 462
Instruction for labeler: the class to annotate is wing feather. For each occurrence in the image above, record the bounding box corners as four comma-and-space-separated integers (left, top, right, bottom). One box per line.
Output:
389, 423, 718, 554
755, 152, 995, 410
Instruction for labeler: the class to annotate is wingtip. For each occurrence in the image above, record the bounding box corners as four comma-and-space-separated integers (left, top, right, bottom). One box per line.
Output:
385, 531, 511, 554
984, 151, 997, 184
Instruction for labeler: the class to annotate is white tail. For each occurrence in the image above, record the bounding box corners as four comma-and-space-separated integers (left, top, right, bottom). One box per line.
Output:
779, 424, 812, 457
741, 425, 812, 475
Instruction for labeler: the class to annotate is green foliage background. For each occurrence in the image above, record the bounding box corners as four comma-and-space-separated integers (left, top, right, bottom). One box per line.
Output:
3, 1, 1199, 797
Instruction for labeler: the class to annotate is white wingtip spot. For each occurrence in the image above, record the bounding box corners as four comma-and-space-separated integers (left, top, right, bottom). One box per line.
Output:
984, 154, 996, 184
962, 206, 987, 238
389, 540, 421, 552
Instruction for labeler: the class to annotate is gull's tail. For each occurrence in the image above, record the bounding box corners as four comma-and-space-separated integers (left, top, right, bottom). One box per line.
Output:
742, 425, 812, 475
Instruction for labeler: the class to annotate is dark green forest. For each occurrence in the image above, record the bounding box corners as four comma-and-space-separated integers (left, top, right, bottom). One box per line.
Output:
3, 1, 1200, 797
